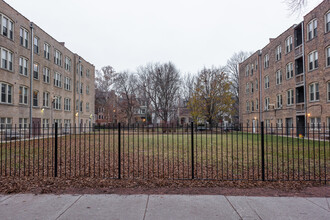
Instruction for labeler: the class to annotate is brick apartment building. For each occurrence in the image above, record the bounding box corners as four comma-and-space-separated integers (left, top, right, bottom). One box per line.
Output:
0, 0, 95, 132
239, 0, 330, 136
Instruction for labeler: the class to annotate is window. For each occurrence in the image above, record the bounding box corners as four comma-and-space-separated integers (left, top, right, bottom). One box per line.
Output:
326, 46, 330, 67
19, 118, 28, 129
251, 82, 254, 93
43, 67, 50, 83
251, 64, 254, 76
65, 57, 71, 71
256, 98, 258, 110
19, 57, 28, 76
54, 72, 62, 87
64, 77, 71, 91
1, 47, 13, 71
64, 119, 71, 128
86, 102, 90, 112
327, 117, 330, 130
77, 82, 83, 94
246, 101, 250, 112
54, 49, 62, 66
265, 97, 269, 111
251, 100, 254, 111
0, 14, 14, 40
285, 36, 292, 53
276, 45, 282, 61
33, 90, 39, 107
307, 19, 317, 40
245, 65, 249, 76
64, 98, 71, 111
34, 37, 39, 54
0, 118, 12, 130
287, 89, 294, 105
276, 94, 282, 109
276, 119, 283, 129
53, 96, 61, 110
33, 63, 39, 80
286, 63, 293, 79
255, 60, 258, 70
264, 76, 269, 89
309, 82, 319, 102
19, 28, 29, 48
246, 83, 249, 94
328, 81, 330, 102
276, 70, 282, 85
42, 119, 49, 128
255, 79, 258, 90
308, 51, 318, 71
0, 82, 12, 104
264, 54, 269, 68
44, 43, 50, 60
310, 117, 321, 130
80, 101, 83, 112
326, 11, 330, 33
43, 92, 49, 107
80, 65, 84, 77
19, 86, 28, 105
54, 119, 62, 126
86, 85, 89, 94
86, 69, 90, 78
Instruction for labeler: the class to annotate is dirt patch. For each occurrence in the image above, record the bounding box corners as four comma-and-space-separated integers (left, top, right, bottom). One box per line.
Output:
0, 177, 328, 197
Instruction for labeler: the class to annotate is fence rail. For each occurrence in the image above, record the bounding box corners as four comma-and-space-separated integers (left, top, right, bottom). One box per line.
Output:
0, 122, 328, 183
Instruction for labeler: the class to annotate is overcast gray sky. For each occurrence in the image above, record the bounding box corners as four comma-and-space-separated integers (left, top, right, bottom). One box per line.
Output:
7, 0, 321, 74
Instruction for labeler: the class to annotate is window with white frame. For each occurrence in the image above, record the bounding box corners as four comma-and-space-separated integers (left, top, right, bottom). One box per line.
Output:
287, 89, 294, 105
246, 101, 250, 112
310, 117, 321, 130
43, 92, 49, 107
19, 86, 28, 104
326, 46, 330, 67
54, 72, 62, 87
64, 77, 71, 91
256, 98, 258, 110
43, 67, 50, 83
255, 79, 258, 90
42, 119, 49, 128
19, 28, 29, 48
326, 11, 330, 33
251, 64, 254, 76
65, 57, 71, 71
54, 119, 62, 126
53, 96, 61, 110
44, 43, 50, 60
265, 97, 269, 111
86, 102, 90, 112
1, 47, 13, 71
286, 62, 293, 79
34, 37, 39, 54
19, 118, 28, 129
80, 101, 83, 112
251, 100, 254, 112
33, 90, 39, 107
19, 57, 28, 76
0, 117, 12, 129
307, 19, 317, 40
0, 14, 14, 40
276, 94, 282, 109
246, 83, 249, 94
245, 65, 249, 76
276, 45, 282, 61
264, 76, 269, 88
308, 51, 318, 71
255, 60, 258, 70
0, 82, 12, 104
264, 54, 269, 68
64, 98, 71, 111
285, 36, 292, 53
277, 119, 283, 129
86, 85, 89, 94
54, 49, 62, 66
309, 82, 319, 102
328, 81, 330, 102
86, 69, 90, 78
276, 70, 282, 85
251, 82, 254, 93
327, 117, 330, 130
33, 63, 39, 80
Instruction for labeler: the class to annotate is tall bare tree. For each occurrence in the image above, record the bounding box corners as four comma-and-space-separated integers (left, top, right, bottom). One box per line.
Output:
137, 62, 181, 124
285, 0, 308, 14
114, 71, 139, 124
181, 73, 195, 105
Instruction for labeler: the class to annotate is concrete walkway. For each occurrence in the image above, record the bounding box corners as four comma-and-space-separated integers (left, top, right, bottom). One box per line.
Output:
0, 194, 329, 220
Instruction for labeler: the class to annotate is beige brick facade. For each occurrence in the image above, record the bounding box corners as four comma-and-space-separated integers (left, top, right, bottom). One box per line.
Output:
239, 0, 330, 136
0, 0, 95, 129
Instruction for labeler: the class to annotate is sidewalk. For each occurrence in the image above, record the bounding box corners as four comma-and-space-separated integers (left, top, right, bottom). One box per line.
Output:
0, 194, 329, 220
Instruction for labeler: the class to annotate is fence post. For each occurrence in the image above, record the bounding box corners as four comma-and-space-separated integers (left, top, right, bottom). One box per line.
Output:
261, 121, 265, 181
118, 122, 121, 179
54, 122, 58, 177
191, 121, 194, 179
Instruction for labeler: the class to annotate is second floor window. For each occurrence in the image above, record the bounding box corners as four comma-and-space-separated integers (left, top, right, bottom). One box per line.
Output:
285, 36, 292, 53
43, 92, 49, 107
20, 28, 29, 48
265, 97, 269, 111
264, 54, 269, 68
43, 67, 50, 83
276, 70, 282, 85
245, 65, 249, 76
64, 77, 71, 91
1, 48, 13, 71
277, 94, 282, 109
286, 62, 293, 79
307, 19, 317, 40
326, 47, 330, 67
44, 43, 50, 60
19, 57, 28, 76
54, 50, 62, 66
33, 90, 39, 107
54, 72, 62, 87
0, 82, 12, 104
276, 45, 281, 61
86, 85, 89, 94
264, 76, 269, 89
328, 81, 330, 102
309, 82, 319, 102
64, 98, 71, 111
308, 51, 318, 71
33, 63, 39, 80
287, 89, 294, 105
19, 86, 28, 105
53, 96, 61, 110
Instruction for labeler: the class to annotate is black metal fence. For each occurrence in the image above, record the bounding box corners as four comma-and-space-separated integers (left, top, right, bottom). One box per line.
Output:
0, 122, 328, 183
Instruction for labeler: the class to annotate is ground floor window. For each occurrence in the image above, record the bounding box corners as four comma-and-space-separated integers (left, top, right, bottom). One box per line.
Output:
19, 118, 28, 129
310, 117, 321, 130
0, 117, 12, 129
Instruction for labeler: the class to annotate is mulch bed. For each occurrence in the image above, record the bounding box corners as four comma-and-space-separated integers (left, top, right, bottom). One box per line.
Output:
0, 177, 329, 197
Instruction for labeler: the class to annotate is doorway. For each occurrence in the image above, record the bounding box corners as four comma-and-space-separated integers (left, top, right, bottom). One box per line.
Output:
286, 118, 293, 135
32, 118, 41, 136
296, 116, 305, 137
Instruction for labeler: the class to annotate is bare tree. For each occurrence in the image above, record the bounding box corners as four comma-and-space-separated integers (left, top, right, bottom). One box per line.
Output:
114, 71, 139, 124
181, 73, 195, 104
137, 62, 181, 124
285, 0, 308, 14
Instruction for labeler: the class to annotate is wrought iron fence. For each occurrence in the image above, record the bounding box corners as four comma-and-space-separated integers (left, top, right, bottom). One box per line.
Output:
0, 122, 328, 183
